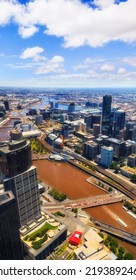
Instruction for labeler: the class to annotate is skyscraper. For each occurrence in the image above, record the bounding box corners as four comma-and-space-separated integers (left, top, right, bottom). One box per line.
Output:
0, 191, 23, 260
113, 110, 125, 138
102, 95, 112, 135
68, 102, 75, 113
126, 122, 136, 141
100, 146, 113, 167
3, 99, 10, 111
0, 139, 41, 227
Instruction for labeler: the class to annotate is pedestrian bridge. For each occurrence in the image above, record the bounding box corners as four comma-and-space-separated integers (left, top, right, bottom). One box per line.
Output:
43, 194, 124, 210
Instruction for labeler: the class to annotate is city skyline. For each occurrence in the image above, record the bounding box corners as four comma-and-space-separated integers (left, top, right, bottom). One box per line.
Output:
0, 0, 136, 88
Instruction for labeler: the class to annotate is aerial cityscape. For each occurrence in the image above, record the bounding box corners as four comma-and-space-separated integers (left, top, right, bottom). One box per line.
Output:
0, 0, 136, 261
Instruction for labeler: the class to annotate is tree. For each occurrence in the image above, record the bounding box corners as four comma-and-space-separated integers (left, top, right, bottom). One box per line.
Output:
110, 244, 117, 254
110, 238, 118, 248
108, 187, 112, 192
120, 162, 125, 167
75, 145, 82, 155
104, 239, 109, 246
98, 232, 104, 239
117, 252, 124, 260
131, 174, 136, 183
124, 252, 134, 260
110, 161, 118, 169
118, 246, 125, 254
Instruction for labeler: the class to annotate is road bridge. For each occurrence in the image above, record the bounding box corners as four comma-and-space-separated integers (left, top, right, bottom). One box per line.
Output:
91, 220, 136, 245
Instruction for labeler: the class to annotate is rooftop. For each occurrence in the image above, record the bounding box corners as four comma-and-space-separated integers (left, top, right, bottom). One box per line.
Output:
69, 231, 82, 246
0, 191, 14, 206
74, 228, 116, 260
0, 139, 29, 154
121, 165, 136, 175
21, 211, 67, 257
107, 138, 125, 144
101, 146, 113, 151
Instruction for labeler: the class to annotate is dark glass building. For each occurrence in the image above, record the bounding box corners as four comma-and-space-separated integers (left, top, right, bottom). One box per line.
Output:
91, 114, 101, 129
102, 95, 112, 135
68, 102, 75, 113
3, 100, 10, 111
113, 110, 125, 138
0, 191, 23, 260
0, 139, 32, 178
104, 137, 126, 161
126, 122, 136, 141
0, 140, 41, 227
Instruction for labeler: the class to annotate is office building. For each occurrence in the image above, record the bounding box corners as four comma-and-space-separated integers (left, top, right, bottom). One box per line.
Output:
49, 101, 54, 109
40, 109, 51, 120
91, 114, 101, 128
0, 191, 23, 260
126, 122, 136, 141
3, 99, 10, 111
22, 211, 67, 260
127, 154, 136, 167
102, 95, 112, 135
0, 140, 41, 227
84, 114, 92, 129
126, 140, 136, 154
95, 137, 103, 153
55, 102, 58, 109
102, 95, 112, 118
68, 102, 75, 113
100, 146, 113, 167
104, 137, 126, 161
61, 124, 69, 139
119, 129, 125, 140
27, 108, 37, 116
93, 124, 100, 138
84, 114, 101, 129
113, 110, 125, 137
84, 141, 98, 160
35, 115, 43, 125
0, 102, 6, 117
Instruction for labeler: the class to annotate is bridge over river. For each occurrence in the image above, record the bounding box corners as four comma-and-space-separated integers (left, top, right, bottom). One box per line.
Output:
91, 219, 136, 245
42, 193, 124, 210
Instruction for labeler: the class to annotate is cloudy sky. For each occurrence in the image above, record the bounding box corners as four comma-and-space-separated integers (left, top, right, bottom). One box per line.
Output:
0, 0, 136, 88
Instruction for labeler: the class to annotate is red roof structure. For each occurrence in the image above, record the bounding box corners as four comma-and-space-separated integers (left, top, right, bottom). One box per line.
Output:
68, 231, 82, 246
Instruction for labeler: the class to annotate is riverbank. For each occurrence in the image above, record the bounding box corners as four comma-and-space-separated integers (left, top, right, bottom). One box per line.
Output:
34, 159, 136, 258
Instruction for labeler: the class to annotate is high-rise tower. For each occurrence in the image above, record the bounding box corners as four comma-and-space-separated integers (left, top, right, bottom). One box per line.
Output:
0, 191, 23, 260
113, 110, 125, 138
102, 95, 112, 135
0, 139, 41, 227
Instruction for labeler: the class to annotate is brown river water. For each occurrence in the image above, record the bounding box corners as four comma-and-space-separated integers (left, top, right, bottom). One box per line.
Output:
0, 118, 20, 141
34, 159, 136, 258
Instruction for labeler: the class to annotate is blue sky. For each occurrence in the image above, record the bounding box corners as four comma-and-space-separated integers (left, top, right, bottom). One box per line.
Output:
0, 0, 136, 88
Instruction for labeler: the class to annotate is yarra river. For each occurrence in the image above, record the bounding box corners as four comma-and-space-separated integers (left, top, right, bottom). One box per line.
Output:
34, 159, 136, 258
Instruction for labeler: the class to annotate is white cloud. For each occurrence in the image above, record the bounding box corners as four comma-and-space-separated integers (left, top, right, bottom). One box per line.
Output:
18, 26, 39, 38
35, 55, 65, 74
93, 0, 115, 9
73, 57, 105, 70
117, 67, 127, 74
101, 64, 115, 71
20, 47, 44, 59
123, 56, 136, 67
0, 0, 136, 48
7, 62, 35, 69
